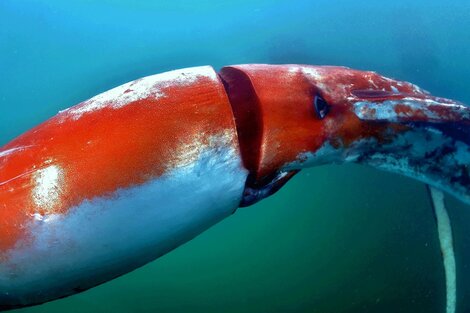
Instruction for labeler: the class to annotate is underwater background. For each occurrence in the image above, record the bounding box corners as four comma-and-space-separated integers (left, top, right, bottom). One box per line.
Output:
1, 0, 470, 312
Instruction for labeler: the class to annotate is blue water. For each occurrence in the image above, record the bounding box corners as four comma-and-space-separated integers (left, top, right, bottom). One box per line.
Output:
1, 1, 470, 312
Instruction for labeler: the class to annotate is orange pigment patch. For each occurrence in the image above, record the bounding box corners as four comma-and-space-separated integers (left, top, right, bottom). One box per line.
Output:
395, 103, 429, 121
394, 103, 414, 115
330, 108, 407, 148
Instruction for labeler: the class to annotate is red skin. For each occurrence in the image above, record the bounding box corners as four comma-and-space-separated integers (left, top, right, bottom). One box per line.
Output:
0, 71, 239, 253
0, 64, 464, 256
219, 64, 425, 183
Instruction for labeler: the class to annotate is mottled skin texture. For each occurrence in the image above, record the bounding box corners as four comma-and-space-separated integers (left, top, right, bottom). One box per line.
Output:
0, 64, 469, 310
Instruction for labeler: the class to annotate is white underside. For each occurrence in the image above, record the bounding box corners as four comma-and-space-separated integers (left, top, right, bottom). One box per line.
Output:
0, 141, 248, 307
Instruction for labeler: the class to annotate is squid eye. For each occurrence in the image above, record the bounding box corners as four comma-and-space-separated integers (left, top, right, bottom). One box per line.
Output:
314, 94, 330, 119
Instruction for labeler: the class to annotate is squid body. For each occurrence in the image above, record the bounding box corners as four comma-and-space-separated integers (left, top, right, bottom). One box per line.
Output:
0, 64, 469, 310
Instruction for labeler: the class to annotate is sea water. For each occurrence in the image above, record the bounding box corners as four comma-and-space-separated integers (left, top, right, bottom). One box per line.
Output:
1, 1, 470, 312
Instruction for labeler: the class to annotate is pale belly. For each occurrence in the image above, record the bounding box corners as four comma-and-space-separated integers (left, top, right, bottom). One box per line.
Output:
0, 145, 248, 308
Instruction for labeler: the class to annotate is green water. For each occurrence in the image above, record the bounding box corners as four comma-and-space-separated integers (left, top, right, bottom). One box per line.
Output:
2, 1, 470, 312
